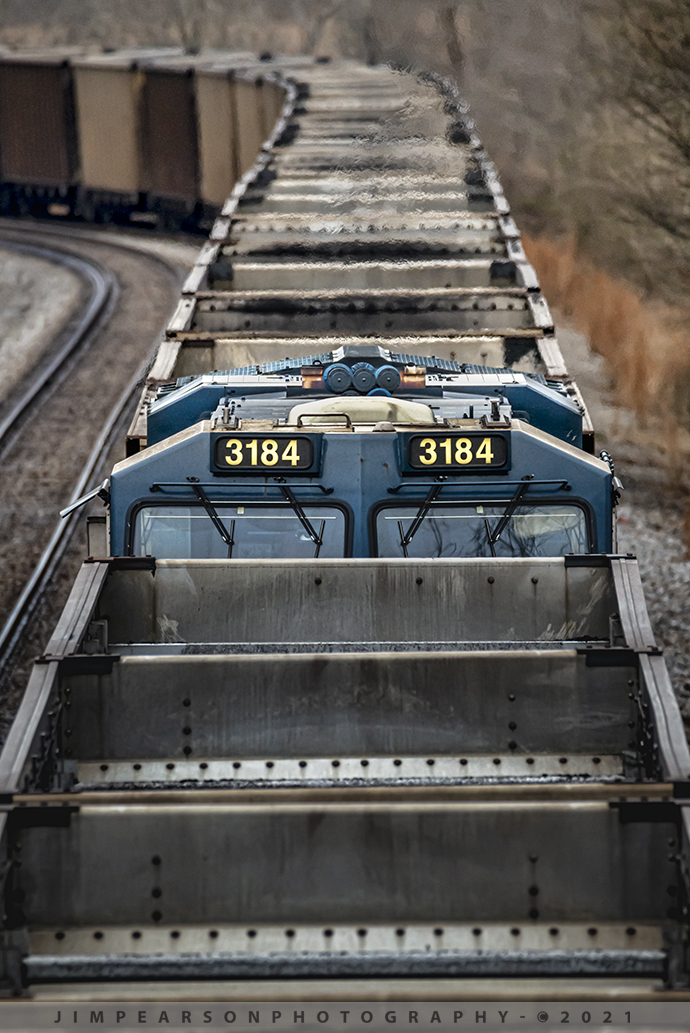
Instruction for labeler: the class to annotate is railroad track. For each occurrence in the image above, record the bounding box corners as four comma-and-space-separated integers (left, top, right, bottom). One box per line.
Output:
0, 234, 114, 681
0, 224, 192, 701
0, 235, 116, 454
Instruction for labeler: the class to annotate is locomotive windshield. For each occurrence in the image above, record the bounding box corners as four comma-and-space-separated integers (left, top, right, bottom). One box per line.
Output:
375, 503, 589, 558
133, 504, 346, 559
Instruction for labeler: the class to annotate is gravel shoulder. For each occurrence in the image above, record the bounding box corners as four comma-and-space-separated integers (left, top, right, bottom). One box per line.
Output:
557, 320, 690, 716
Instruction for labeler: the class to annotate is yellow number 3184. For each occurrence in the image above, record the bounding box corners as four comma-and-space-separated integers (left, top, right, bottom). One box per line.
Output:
224, 438, 302, 466
417, 436, 495, 465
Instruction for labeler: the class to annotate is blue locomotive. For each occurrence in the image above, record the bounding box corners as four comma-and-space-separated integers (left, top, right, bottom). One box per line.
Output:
107, 346, 617, 561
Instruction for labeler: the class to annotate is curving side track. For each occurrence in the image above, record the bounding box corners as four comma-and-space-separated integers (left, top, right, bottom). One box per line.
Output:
0, 238, 116, 454
0, 225, 194, 717
0, 235, 115, 683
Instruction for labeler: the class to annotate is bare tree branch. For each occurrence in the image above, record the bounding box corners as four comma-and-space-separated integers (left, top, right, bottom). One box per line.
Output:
436, 3, 464, 84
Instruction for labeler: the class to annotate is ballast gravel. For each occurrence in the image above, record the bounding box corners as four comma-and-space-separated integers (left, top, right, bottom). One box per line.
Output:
0, 245, 82, 403
558, 322, 690, 717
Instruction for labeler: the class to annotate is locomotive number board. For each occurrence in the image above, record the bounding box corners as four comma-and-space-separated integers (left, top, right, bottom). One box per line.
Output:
211, 434, 321, 474
405, 433, 510, 471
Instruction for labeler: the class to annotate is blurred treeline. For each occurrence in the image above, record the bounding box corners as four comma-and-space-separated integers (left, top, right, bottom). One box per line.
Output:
1, 1, 688, 317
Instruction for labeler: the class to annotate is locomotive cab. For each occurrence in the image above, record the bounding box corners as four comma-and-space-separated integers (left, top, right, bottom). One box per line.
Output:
106, 349, 614, 559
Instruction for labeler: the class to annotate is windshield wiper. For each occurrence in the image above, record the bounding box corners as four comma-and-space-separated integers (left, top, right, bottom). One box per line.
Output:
397, 477, 534, 558
280, 485, 324, 558
192, 484, 235, 557
398, 482, 445, 557
487, 479, 531, 548
484, 518, 497, 557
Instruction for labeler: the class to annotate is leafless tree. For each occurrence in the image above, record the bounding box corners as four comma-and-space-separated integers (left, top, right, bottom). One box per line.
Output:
614, 1, 690, 241
299, 0, 347, 54
436, 3, 465, 84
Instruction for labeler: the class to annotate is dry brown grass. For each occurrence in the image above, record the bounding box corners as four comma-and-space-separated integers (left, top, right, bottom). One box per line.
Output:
523, 233, 690, 422
524, 233, 690, 553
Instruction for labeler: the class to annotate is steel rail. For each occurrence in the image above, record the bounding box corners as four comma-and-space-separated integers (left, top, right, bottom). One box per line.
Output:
0, 235, 117, 454
0, 342, 156, 680
0, 217, 198, 277
0, 226, 185, 682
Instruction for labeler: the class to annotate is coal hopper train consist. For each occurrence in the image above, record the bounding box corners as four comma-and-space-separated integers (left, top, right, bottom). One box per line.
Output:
0, 48, 689, 1001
